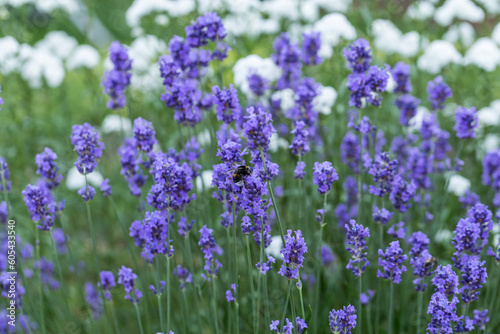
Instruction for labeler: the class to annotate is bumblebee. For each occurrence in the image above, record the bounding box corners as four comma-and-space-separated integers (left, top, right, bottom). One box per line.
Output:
226, 165, 253, 186
423, 256, 437, 271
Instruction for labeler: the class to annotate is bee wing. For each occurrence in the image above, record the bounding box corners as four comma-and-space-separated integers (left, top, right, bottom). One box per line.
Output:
224, 168, 236, 175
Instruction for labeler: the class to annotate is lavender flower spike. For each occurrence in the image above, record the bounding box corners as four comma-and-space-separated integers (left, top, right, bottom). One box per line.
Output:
35, 147, 63, 189
345, 219, 370, 277
377, 241, 407, 284
313, 161, 339, 195
278, 229, 308, 280
329, 305, 357, 334
454, 106, 478, 139
70, 123, 105, 175
133, 117, 157, 153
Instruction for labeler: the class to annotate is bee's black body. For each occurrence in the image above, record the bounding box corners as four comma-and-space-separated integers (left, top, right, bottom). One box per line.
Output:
230, 165, 252, 186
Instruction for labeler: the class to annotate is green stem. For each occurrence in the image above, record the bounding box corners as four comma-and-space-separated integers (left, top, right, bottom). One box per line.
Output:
0, 165, 11, 214
156, 257, 165, 333
232, 204, 240, 334
263, 268, 271, 331
166, 256, 171, 331
313, 194, 328, 333
184, 235, 201, 332
290, 287, 298, 334
281, 281, 292, 332
212, 276, 220, 334
182, 290, 189, 334
35, 227, 46, 334
49, 230, 73, 320
417, 292, 423, 334
133, 303, 145, 334
486, 267, 499, 333
358, 276, 362, 334
110, 300, 121, 334
298, 277, 306, 321
246, 235, 257, 334
389, 282, 394, 334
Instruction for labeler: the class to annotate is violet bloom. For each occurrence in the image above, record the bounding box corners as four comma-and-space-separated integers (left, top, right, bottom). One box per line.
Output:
52, 228, 66, 254
459, 255, 487, 303
368, 152, 398, 197
161, 79, 202, 127
389, 175, 416, 213
225, 283, 237, 303
185, 12, 226, 48
173, 265, 192, 290
487, 244, 500, 262
133, 117, 157, 152
377, 241, 407, 284
340, 132, 361, 173
198, 225, 222, 276
271, 33, 302, 89
278, 229, 308, 280
256, 254, 276, 275
482, 149, 500, 204
35, 147, 62, 189
313, 161, 338, 195
78, 185, 96, 202
296, 317, 308, 334
140, 211, 174, 261
452, 218, 481, 268
118, 265, 142, 304
22, 184, 55, 230
345, 219, 370, 277
458, 190, 479, 209
149, 281, 165, 295
100, 179, 112, 197
102, 41, 132, 109
212, 84, 241, 124
387, 221, 406, 239
432, 265, 459, 296
85, 282, 103, 319
0, 202, 7, 224
329, 305, 357, 334
302, 31, 322, 65
408, 231, 430, 257
427, 292, 459, 334
320, 245, 336, 266
406, 147, 432, 190
294, 161, 306, 180
289, 121, 309, 156
70, 123, 105, 175
243, 106, 276, 153
372, 206, 393, 225
0, 85, 3, 108
0, 156, 11, 192
467, 203, 493, 243
391, 61, 412, 94
454, 106, 478, 139
343, 38, 371, 74
118, 138, 148, 196
395, 95, 420, 126
177, 216, 194, 239
99, 271, 116, 301
34, 257, 59, 289
427, 76, 452, 111
473, 310, 489, 330
247, 72, 268, 97
410, 249, 436, 292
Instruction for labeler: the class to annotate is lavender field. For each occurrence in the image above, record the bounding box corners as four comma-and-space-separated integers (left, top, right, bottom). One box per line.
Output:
1, 0, 500, 333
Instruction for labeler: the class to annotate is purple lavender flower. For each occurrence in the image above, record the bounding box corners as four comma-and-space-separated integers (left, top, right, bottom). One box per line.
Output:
158, 55, 181, 86
78, 185, 96, 202
243, 106, 276, 153
185, 12, 226, 48
294, 161, 306, 180
343, 38, 371, 73
410, 249, 436, 292
296, 317, 308, 334
100, 178, 112, 197
340, 132, 361, 173
272, 33, 302, 89
391, 62, 412, 94
482, 149, 500, 194
395, 94, 420, 126
467, 203, 493, 242
70, 123, 105, 174
389, 175, 416, 213
459, 191, 479, 209
320, 244, 336, 266
387, 221, 406, 239
256, 254, 276, 275
487, 243, 500, 262
432, 264, 459, 296
149, 281, 165, 295
459, 255, 487, 303
118, 138, 148, 196
329, 305, 357, 334
177, 216, 194, 239
452, 218, 481, 267
0, 156, 11, 192
313, 161, 338, 195
473, 310, 489, 330
408, 231, 430, 257
212, 84, 241, 124
22, 184, 55, 230
454, 106, 478, 139
34, 257, 59, 289
377, 241, 407, 284
0, 202, 7, 224
302, 31, 322, 65
278, 229, 308, 280
199, 225, 222, 276
368, 152, 398, 197
99, 271, 116, 301
225, 283, 237, 302
140, 210, 173, 261
345, 219, 370, 277
289, 121, 309, 156
360, 290, 375, 304
35, 147, 62, 189
118, 265, 142, 304
85, 282, 103, 319
427, 76, 452, 111
52, 228, 66, 254
0, 86, 3, 108
161, 79, 202, 127
427, 292, 459, 334
406, 147, 432, 190
247, 72, 268, 97
173, 265, 192, 289
133, 117, 157, 152
102, 41, 132, 109
372, 206, 393, 225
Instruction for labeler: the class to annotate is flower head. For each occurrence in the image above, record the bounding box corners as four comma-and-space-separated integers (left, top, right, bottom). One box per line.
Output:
118, 265, 142, 304
278, 230, 308, 280
78, 185, 95, 202
432, 264, 459, 296
345, 220, 370, 277
302, 31, 322, 65
313, 161, 338, 195
343, 38, 371, 74
427, 76, 452, 111
368, 152, 398, 197
198, 225, 222, 276
294, 161, 306, 180
329, 305, 357, 334
212, 84, 241, 124
173, 265, 192, 290
100, 179, 112, 197
70, 123, 105, 174
22, 184, 55, 230
99, 271, 116, 301
185, 12, 226, 48
454, 106, 478, 139
289, 121, 310, 157
102, 41, 132, 109
391, 61, 412, 94
395, 94, 420, 126
35, 147, 62, 189
243, 106, 276, 153
459, 255, 487, 303
377, 241, 407, 284
372, 206, 393, 225
133, 117, 157, 153
427, 292, 459, 333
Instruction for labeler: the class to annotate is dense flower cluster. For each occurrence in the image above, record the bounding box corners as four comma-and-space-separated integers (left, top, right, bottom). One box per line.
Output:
454, 106, 478, 139
99, 271, 116, 301
391, 62, 411, 94
278, 229, 307, 280
198, 225, 222, 275
368, 152, 398, 197
372, 206, 393, 225
313, 161, 338, 195
133, 117, 157, 153
340, 132, 361, 173
22, 184, 55, 230
427, 292, 459, 334
289, 121, 309, 156
35, 147, 62, 189
212, 84, 241, 124
173, 265, 192, 290
118, 266, 142, 304
458, 255, 487, 303
102, 41, 132, 109
70, 123, 105, 174
427, 76, 452, 111
329, 305, 357, 334
132, 210, 174, 262
432, 265, 459, 296
78, 185, 96, 202
395, 94, 420, 126
345, 220, 370, 277
118, 138, 148, 196
377, 241, 407, 283
243, 106, 276, 153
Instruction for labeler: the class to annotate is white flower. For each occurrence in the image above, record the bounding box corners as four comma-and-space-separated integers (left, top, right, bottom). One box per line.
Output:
481, 135, 500, 154
447, 174, 470, 196
417, 40, 462, 74
66, 45, 100, 70
20, 45, 65, 88
261, 0, 300, 21
476, 0, 500, 13
197, 129, 212, 146
434, 0, 484, 26
271, 89, 295, 111
464, 38, 500, 72
196, 170, 214, 190
269, 133, 289, 153
477, 104, 500, 127
493, 22, 500, 45
66, 167, 103, 190
224, 12, 280, 38
35, 31, 77, 60
313, 13, 356, 51
232, 55, 281, 97
406, 1, 435, 20
409, 106, 431, 132
265, 236, 283, 259
154, 14, 169, 26
0, 36, 20, 75
371, 20, 419, 57
314, 85, 337, 115
101, 114, 132, 134
435, 229, 453, 244
311, 0, 351, 12
126, 0, 195, 28
443, 23, 475, 47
